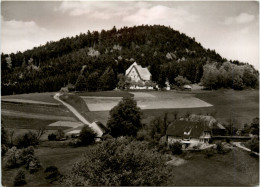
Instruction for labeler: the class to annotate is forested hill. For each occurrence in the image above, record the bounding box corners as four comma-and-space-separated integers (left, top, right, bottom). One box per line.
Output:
1, 25, 258, 95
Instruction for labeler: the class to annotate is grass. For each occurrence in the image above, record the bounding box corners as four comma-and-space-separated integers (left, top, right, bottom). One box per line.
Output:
1, 92, 59, 104
2, 102, 73, 117
76, 90, 133, 97
2, 116, 57, 130
169, 148, 259, 186
59, 93, 90, 113
2, 146, 90, 186
194, 89, 259, 128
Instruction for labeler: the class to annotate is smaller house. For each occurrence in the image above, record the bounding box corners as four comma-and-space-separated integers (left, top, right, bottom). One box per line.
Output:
125, 62, 152, 88
166, 120, 212, 147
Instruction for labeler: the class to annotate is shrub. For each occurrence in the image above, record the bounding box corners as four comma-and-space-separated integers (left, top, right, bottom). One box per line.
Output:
169, 141, 183, 155
102, 134, 113, 141
248, 137, 259, 153
79, 125, 97, 146
204, 147, 215, 158
48, 133, 57, 141
4, 147, 22, 168
56, 128, 65, 140
68, 139, 81, 147
216, 141, 224, 154
13, 169, 26, 186
16, 131, 39, 148
19, 146, 35, 165
44, 166, 62, 183
28, 156, 41, 173
225, 138, 230, 143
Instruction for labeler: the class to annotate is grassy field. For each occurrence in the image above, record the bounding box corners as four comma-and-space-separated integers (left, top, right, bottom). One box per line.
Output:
194, 89, 259, 128
2, 102, 73, 116
170, 148, 259, 186
2, 102, 77, 131
1, 92, 59, 104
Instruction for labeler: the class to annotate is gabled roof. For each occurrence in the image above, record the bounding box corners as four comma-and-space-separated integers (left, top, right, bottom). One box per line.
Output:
166, 120, 211, 138
125, 62, 151, 81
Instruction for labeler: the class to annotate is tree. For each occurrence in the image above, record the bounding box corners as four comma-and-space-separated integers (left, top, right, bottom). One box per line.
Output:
16, 131, 40, 148
174, 75, 191, 88
63, 137, 173, 186
117, 74, 131, 90
169, 141, 182, 155
75, 75, 87, 91
249, 118, 259, 136
78, 125, 97, 145
13, 169, 27, 186
99, 67, 116, 90
149, 113, 170, 142
107, 97, 142, 137
86, 72, 99, 91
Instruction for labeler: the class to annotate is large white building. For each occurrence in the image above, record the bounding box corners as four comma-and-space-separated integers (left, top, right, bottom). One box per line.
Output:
125, 62, 151, 84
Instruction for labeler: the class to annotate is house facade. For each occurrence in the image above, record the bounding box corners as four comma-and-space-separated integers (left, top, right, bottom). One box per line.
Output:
125, 62, 152, 88
166, 120, 212, 147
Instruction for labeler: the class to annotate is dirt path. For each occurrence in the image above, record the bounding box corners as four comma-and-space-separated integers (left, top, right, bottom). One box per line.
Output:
53, 93, 103, 137
1, 109, 76, 121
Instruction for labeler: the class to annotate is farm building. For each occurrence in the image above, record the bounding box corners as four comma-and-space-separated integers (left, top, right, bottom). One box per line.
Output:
166, 120, 212, 147
125, 62, 152, 88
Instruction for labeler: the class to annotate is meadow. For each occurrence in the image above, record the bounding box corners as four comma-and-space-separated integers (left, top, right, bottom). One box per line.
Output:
2, 146, 258, 186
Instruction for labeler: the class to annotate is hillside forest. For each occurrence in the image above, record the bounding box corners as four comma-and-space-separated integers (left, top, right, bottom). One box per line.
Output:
1, 25, 258, 95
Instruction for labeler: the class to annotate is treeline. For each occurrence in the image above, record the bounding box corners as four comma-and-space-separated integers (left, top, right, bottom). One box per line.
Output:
201, 61, 258, 90
1, 25, 258, 95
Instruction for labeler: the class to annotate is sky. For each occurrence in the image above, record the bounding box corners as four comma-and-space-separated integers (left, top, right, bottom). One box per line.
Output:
1, 1, 259, 69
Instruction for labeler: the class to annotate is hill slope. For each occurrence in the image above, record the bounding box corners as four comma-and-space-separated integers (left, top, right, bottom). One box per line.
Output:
1, 25, 258, 95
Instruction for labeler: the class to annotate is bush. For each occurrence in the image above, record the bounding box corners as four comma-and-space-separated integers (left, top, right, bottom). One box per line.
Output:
28, 156, 41, 173
4, 147, 22, 168
204, 147, 215, 158
225, 138, 230, 143
68, 139, 81, 147
16, 131, 39, 148
56, 128, 65, 140
48, 133, 57, 141
44, 166, 62, 183
79, 125, 97, 146
19, 146, 35, 165
248, 137, 259, 153
13, 169, 26, 186
169, 141, 183, 155
102, 134, 113, 141
216, 141, 224, 154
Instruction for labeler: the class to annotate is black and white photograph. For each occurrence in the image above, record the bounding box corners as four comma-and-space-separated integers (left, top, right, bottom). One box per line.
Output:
1, 0, 259, 186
